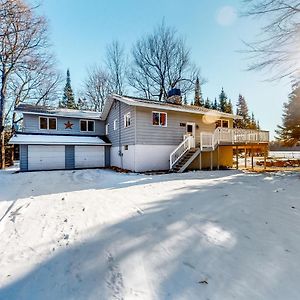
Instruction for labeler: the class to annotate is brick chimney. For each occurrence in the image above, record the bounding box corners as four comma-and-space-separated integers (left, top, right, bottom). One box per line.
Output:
166, 88, 182, 105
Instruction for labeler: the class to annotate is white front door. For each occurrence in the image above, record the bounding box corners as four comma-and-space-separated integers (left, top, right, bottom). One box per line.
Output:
186, 122, 196, 147
75, 146, 105, 168
28, 145, 65, 171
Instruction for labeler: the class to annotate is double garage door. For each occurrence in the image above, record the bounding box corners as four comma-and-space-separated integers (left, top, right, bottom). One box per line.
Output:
27, 145, 105, 171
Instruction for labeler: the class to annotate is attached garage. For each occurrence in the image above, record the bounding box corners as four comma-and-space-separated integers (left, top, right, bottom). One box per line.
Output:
9, 134, 111, 171
28, 145, 65, 171
75, 146, 105, 168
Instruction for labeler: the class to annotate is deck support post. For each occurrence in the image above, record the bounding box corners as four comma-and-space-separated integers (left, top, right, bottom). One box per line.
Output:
244, 147, 247, 169
251, 145, 254, 170
210, 151, 213, 170
235, 146, 239, 170
264, 144, 267, 170
199, 151, 202, 170
217, 146, 220, 170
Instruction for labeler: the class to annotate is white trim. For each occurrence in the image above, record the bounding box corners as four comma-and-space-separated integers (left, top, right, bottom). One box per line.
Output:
9, 134, 111, 146
106, 123, 109, 135
113, 119, 117, 130
152, 111, 167, 127
39, 116, 57, 131
80, 119, 95, 132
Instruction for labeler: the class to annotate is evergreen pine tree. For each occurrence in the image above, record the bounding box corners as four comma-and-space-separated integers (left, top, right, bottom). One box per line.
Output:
276, 81, 300, 146
194, 77, 204, 106
60, 69, 77, 109
224, 99, 233, 114
219, 87, 228, 112
183, 95, 187, 105
236, 94, 250, 128
204, 97, 211, 109
256, 120, 260, 130
249, 112, 257, 129
212, 98, 218, 110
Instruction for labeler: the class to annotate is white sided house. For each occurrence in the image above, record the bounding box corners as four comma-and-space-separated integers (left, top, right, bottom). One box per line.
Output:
10, 93, 269, 172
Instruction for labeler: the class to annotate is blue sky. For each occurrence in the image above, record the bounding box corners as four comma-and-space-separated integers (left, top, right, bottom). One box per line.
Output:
38, 0, 291, 139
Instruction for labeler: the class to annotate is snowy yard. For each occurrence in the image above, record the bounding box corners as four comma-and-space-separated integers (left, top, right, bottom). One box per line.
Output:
0, 168, 300, 300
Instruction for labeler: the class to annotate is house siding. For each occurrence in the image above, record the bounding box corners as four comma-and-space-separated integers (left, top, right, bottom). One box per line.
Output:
135, 107, 225, 146
20, 144, 28, 171
106, 100, 136, 146
65, 145, 75, 169
23, 114, 105, 136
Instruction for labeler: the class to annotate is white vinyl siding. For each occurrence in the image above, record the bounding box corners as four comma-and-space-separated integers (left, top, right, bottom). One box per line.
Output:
28, 145, 65, 171
75, 146, 105, 168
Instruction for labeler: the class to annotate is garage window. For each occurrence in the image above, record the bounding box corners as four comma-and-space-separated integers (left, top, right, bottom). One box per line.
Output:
39, 117, 57, 130
80, 120, 95, 132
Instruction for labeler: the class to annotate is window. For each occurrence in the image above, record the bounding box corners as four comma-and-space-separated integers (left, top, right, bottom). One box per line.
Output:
39, 117, 57, 130
124, 112, 131, 128
215, 119, 229, 128
222, 120, 229, 128
106, 123, 109, 135
215, 120, 222, 128
113, 119, 118, 130
80, 120, 95, 132
124, 145, 128, 150
152, 112, 167, 127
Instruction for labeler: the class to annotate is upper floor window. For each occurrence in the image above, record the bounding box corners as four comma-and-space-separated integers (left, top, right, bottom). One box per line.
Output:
39, 117, 57, 130
80, 120, 95, 132
152, 112, 167, 127
124, 112, 131, 128
106, 123, 109, 135
113, 119, 118, 131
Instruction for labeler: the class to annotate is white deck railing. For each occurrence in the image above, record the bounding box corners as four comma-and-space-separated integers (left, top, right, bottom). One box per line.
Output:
170, 135, 194, 169
200, 128, 269, 150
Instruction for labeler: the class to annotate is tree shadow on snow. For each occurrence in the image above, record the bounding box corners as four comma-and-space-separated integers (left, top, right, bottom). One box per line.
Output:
0, 171, 296, 300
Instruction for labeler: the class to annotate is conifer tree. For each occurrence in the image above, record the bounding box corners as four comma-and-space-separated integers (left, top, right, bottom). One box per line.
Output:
183, 95, 187, 105
224, 99, 233, 114
219, 88, 228, 112
60, 69, 77, 109
194, 77, 204, 106
235, 94, 250, 128
212, 98, 218, 110
204, 97, 211, 109
276, 81, 300, 146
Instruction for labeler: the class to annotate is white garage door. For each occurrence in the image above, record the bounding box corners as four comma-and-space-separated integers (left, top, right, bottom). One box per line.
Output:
75, 146, 105, 168
28, 145, 65, 171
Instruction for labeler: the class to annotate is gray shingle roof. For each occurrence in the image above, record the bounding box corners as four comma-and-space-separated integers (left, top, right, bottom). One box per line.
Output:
15, 104, 101, 120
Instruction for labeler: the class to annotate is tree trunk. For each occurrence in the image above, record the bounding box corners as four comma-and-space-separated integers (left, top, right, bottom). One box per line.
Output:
0, 72, 7, 169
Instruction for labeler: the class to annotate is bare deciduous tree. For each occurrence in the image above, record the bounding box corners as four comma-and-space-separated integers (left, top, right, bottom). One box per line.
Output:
0, 0, 59, 168
243, 0, 300, 79
105, 40, 126, 95
128, 22, 201, 100
83, 65, 112, 112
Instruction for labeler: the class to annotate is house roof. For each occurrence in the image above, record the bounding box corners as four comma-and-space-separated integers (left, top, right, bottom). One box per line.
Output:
15, 104, 101, 120
9, 134, 110, 145
101, 94, 242, 120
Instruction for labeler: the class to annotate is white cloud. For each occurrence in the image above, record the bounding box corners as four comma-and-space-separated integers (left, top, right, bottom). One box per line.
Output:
216, 6, 237, 26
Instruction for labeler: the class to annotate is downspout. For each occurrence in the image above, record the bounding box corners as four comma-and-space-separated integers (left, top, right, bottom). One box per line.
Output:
118, 100, 123, 169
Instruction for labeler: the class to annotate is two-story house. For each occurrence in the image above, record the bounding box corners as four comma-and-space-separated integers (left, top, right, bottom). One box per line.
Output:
10, 92, 269, 172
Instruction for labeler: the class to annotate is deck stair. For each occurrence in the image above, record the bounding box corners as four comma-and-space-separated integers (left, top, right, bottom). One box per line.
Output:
171, 148, 201, 173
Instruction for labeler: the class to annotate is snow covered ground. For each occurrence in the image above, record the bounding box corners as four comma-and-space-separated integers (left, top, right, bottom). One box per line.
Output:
0, 168, 300, 300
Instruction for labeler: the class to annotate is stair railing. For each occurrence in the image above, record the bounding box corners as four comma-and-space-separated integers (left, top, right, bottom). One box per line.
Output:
170, 135, 194, 169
